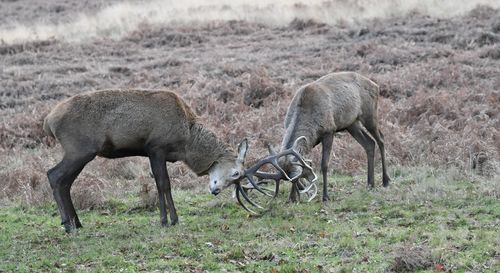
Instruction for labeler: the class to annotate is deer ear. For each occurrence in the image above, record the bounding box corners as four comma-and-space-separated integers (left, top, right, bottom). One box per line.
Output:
237, 138, 248, 163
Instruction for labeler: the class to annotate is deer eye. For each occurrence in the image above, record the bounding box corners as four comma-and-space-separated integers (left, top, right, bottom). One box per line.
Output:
232, 171, 240, 178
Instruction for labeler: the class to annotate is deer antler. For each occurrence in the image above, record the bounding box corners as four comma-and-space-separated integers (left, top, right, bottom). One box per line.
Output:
235, 136, 318, 214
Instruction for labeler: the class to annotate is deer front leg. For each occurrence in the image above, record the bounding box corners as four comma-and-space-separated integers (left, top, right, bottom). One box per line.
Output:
148, 152, 169, 227
288, 182, 300, 203
321, 133, 334, 202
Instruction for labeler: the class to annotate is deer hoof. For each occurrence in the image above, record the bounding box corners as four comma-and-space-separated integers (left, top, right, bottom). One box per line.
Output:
64, 224, 79, 233
383, 177, 390, 187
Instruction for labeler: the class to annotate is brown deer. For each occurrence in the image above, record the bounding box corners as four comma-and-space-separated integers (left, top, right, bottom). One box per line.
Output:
44, 89, 249, 232
276, 72, 390, 202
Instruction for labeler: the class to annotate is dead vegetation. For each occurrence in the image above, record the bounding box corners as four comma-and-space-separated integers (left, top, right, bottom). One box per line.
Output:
243, 68, 286, 108
0, 2, 499, 207
390, 245, 435, 272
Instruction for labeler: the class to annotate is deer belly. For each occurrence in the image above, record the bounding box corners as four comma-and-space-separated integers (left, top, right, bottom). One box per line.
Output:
98, 134, 147, 158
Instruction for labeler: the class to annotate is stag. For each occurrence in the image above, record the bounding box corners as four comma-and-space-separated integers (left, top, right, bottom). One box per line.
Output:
268, 72, 390, 202
44, 89, 249, 232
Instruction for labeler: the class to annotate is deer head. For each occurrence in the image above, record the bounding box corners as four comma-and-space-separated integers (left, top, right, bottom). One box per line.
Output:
208, 139, 248, 195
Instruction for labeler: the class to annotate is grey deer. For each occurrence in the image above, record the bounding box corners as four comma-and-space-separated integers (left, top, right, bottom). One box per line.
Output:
44, 89, 249, 232
276, 72, 390, 202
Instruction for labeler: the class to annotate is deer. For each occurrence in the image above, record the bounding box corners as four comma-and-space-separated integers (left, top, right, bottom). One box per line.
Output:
261, 71, 390, 203
43, 89, 252, 233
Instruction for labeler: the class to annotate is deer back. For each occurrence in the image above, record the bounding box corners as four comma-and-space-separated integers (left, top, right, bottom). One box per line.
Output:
281, 72, 379, 152
44, 90, 198, 154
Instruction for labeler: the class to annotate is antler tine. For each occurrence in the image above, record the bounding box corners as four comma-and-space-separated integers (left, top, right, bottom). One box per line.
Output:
299, 178, 317, 194
244, 155, 292, 182
307, 183, 318, 202
240, 141, 306, 202
238, 184, 264, 209
245, 136, 317, 185
299, 180, 317, 202
302, 161, 318, 183
284, 136, 319, 201
267, 143, 277, 155
297, 179, 313, 193
287, 136, 318, 182
246, 175, 274, 197
270, 158, 292, 181
254, 171, 282, 181
236, 182, 280, 215
279, 137, 318, 183
236, 185, 258, 215
238, 136, 318, 211
292, 136, 307, 150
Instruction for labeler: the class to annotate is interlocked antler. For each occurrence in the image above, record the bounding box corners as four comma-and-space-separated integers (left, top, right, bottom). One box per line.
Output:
235, 136, 318, 214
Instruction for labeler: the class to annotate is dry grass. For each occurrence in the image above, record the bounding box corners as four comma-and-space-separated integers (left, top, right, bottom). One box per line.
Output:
0, 146, 209, 209
243, 67, 287, 108
0, 153, 50, 207
390, 244, 434, 272
2, 0, 500, 44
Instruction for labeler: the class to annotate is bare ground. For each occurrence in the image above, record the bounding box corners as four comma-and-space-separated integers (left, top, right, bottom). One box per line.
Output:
0, 1, 499, 206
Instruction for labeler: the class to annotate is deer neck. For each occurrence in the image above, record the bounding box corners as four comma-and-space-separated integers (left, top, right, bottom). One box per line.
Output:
184, 123, 233, 176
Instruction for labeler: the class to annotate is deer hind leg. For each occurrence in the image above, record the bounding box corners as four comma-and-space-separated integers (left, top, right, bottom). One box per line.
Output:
47, 153, 94, 232
347, 121, 376, 188
321, 133, 334, 202
148, 152, 176, 227
364, 122, 390, 187
62, 164, 87, 230
163, 165, 178, 225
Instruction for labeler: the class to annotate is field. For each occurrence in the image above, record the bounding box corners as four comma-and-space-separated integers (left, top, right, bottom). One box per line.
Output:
1, 173, 498, 272
0, 0, 499, 272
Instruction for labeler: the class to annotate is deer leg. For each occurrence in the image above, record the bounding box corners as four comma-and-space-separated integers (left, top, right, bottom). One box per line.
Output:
365, 123, 391, 187
375, 130, 390, 187
321, 133, 334, 202
288, 182, 299, 203
347, 122, 376, 188
163, 165, 178, 225
148, 152, 169, 227
47, 153, 94, 232
60, 164, 88, 231
47, 162, 68, 226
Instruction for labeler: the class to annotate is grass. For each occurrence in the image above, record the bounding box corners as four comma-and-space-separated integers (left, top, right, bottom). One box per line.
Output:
3, 0, 499, 44
0, 170, 499, 273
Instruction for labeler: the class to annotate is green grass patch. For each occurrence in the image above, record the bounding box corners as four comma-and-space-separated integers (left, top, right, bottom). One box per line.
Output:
0, 169, 499, 272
